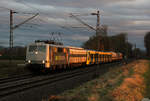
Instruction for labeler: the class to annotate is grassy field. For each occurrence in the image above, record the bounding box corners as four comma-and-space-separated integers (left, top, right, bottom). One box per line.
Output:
44, 60, 150, 101
143, 61, 150, 98
0, 60, 29, 78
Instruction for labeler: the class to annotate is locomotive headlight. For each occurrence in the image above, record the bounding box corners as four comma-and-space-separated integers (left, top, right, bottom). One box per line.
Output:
35, 51, 38, 54
42, 60, 45, 64
28, 60, 31, 63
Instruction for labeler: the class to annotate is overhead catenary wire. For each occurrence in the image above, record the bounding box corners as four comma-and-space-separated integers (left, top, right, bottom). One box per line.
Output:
16, 0, 40, 13
0, 6, 12, 11
0, 1, 97, 46
16, 0, 76, 28
15, 0, 93, 35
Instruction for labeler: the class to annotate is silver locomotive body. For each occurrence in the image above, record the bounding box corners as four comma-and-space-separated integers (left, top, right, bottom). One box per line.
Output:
26, 43, 69, 70
26, 43, 49, 69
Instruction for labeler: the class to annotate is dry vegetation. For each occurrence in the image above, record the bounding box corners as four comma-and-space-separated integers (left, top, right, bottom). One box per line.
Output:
44, 60, 150, 101
112, 60, 148, 101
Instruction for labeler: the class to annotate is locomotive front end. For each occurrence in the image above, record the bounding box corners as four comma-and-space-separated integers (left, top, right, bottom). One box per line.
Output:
26, 43, 50, 70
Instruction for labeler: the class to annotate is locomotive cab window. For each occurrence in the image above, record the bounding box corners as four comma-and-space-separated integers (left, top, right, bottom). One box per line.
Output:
38, 46, 46, 52
29, 45, 37, 52
29, 45, 46, 52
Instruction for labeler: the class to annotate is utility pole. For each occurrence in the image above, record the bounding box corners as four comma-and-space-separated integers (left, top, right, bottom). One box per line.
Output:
97, 11, 101, 51
91, 10, 102, 50
135, 44, 137, 59
91, 10, 100, 36
9, 10, 38, 63
91, 10, 101, 77
10, 10, 13, 50
97, 11, 100, 36
9, 10, 16, 62
69, 10, 104, 76
69, 10, 106, 50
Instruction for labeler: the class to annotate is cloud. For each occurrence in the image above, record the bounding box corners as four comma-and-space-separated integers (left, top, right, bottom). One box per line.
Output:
0, 0, 149, 50
21, 0, 135, 8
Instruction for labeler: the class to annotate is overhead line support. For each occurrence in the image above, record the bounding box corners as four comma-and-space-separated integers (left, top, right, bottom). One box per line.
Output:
9, 10, 38, 62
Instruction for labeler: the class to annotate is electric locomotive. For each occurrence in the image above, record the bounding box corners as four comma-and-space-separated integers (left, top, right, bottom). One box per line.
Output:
26, 41, 123, 71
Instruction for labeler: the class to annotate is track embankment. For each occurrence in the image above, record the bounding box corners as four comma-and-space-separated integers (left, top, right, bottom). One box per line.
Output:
46, 59, 150, 101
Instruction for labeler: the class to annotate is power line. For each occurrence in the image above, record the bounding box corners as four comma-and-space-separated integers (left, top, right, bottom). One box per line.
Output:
14, 0, 79, 32
0, 6, 12, 11
0, 6, 38, 16
0, 2, 100, 46
16, 0, 40, 13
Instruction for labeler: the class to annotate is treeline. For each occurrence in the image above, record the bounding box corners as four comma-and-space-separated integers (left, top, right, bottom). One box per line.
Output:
82, 33, 144, 58
144, 32, 150, 57
0, 46, 26, 60
1, 31, 149, 60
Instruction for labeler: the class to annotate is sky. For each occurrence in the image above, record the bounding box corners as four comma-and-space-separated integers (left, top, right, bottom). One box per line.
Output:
0, 0, 150, 50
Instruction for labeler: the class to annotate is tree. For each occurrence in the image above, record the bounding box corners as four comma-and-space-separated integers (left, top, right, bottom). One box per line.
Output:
82, 33, 133, 58
144, 32, 150, 56
132, 48, 144, 59
0, 46, 26, 60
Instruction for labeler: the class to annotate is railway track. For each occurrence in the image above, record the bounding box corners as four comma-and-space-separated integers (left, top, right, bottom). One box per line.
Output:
0, 61, 127, 99
0, 73, 34, 84
0, 66, 94, 98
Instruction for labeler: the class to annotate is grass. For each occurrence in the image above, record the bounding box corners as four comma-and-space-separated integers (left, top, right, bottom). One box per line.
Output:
0, 60, 29, 78
46, 60, 149, 101
44, 60, 149, 101
143, 61, 150, 98
45, 62, 135, 101
0, 60, 24, 67
112, 60, 148, 101
128, 67, 134, 76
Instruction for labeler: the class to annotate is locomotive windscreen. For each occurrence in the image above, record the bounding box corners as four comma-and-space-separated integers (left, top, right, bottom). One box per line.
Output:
29, 45, 46, 52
